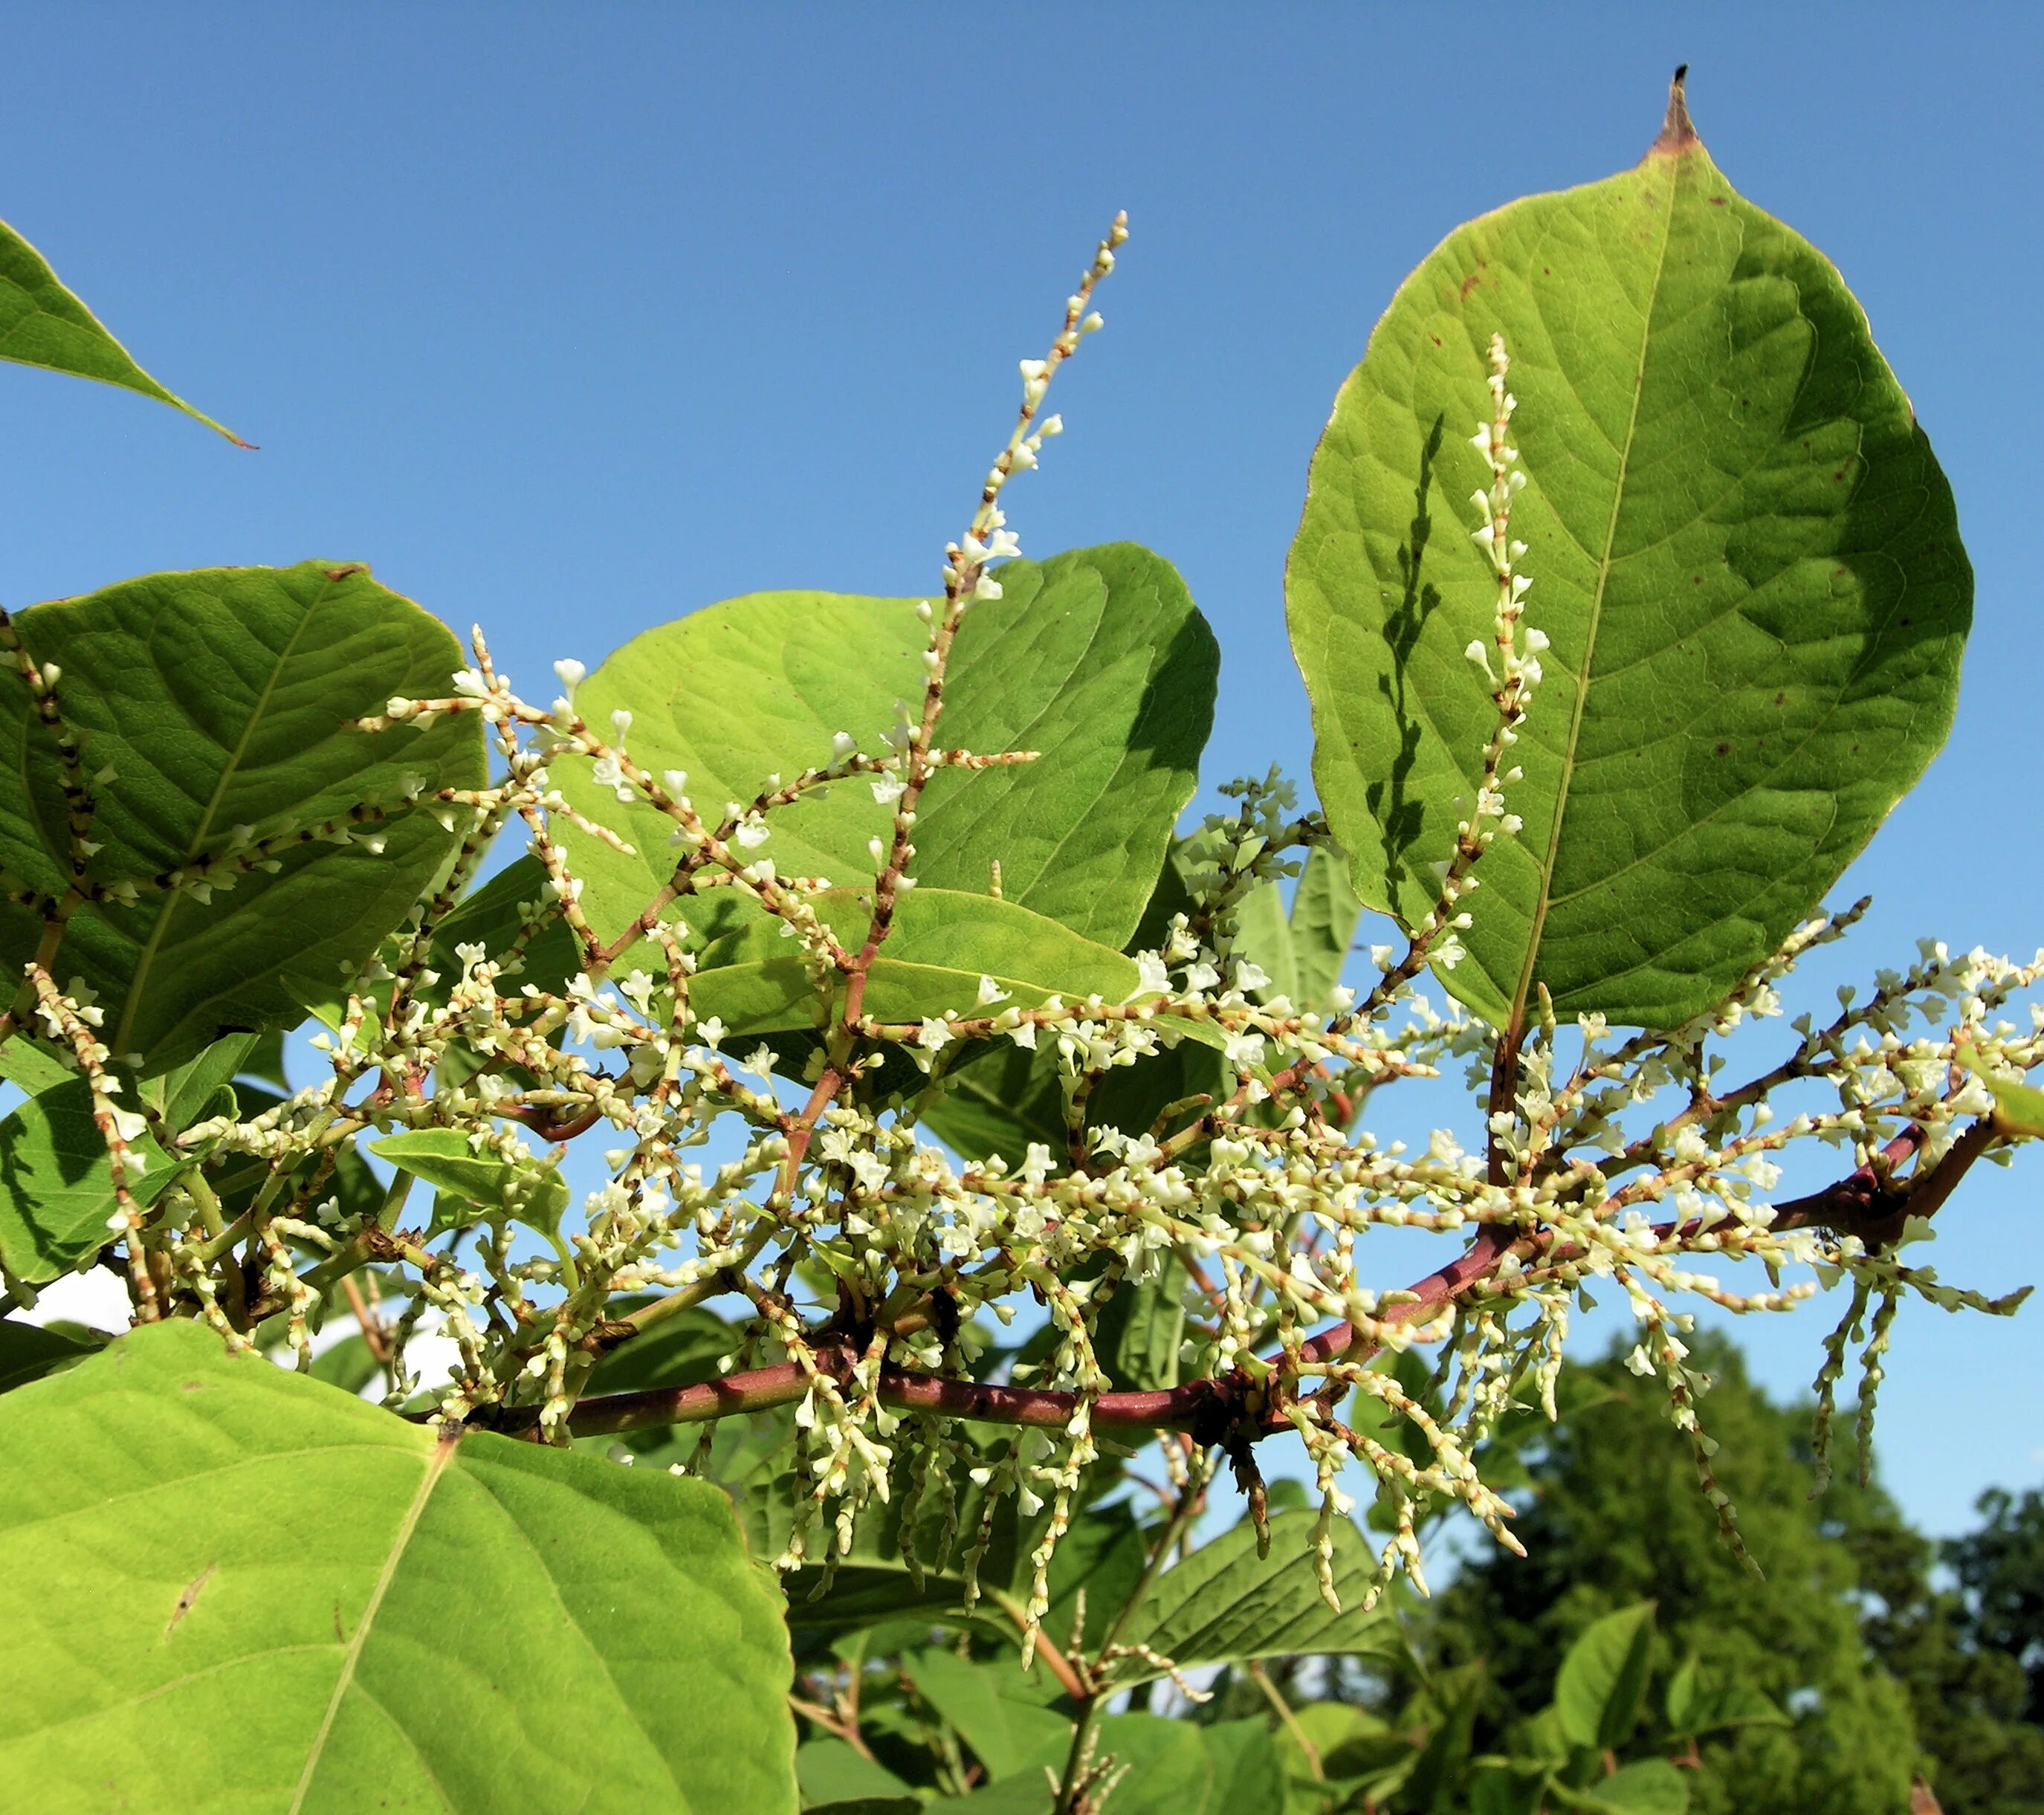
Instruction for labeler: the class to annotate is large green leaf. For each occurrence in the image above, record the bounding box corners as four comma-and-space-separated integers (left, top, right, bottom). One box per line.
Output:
0, 1075, 181, 1284
557, 546, 1216, 960
1287, 87, 1969, 1030
685, 887, 1140, 1038
0, 563, 488, 1073
0, 1319, 796, 1812
1120, 1508, 1395, 1681
0, 216, 245, 444
1553, 1601, 1657, 1752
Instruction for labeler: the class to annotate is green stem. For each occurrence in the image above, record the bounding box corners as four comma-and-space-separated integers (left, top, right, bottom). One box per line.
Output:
1051, 1448, 1211, 1815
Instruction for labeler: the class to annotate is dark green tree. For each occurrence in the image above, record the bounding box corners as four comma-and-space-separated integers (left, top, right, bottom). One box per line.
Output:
1428, 1333, 1918, 1815
1946, 1489, 2044, 1722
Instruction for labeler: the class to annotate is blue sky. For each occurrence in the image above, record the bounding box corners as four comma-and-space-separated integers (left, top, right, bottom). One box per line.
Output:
4, 3, 2041, 1535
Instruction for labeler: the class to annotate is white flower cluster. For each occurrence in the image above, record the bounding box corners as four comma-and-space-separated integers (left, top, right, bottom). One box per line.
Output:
16, 328, 2040, 1666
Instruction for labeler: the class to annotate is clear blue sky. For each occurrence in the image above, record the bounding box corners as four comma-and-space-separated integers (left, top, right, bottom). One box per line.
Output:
4, 3, 2040, 1536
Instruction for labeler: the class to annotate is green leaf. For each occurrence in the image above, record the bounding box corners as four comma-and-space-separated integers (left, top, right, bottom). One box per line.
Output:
905, 1649, 1070, 1780
1095, 1269, 1185, 1391
805, 1800, 922, 1815
0, 563, 488, 1073
587, 1304, 743, 1396
0, 1035, 74, 1098
921, 849, 1226, 1167
0, 1316, 106, 1392
0, 1075, 181, 1283
0, 1319, 797, 1811
686, 887, 1140, 1038
0, 216, 245, 444
1955, 1047, 2044, 1137
1287, 91, 1969, 1029
1553, 1601, 1657, 1751
1571, 1758, 1690, 1815
1662, 1654, 1789, 1738
307, 1332, 381, 1396
1200, 1718, 1287, 1815
138, 1032, 259, 1128
796, 1738, 916, 1809
557, 546, 1216, 962
1233, 845, 1365, 1017
1403, 1662, 1487, 1814
1121, 1508, 1396, 1682
367, 1128, 569, 1236
1471, 1760, 1558, 1815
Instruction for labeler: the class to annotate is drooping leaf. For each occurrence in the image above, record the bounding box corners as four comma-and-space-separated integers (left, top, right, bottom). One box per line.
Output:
0, 1319, 797, 1812
0, 563, 488, 1073
1120, 1507, 1396, 1681
0, 1075, 181, 1283
1553, 1601, 1657, 1752
685, 887, 1140, 1038
557, 546, 1217, 962
0, 216, 245, 443
1287, 79, 1970, 1030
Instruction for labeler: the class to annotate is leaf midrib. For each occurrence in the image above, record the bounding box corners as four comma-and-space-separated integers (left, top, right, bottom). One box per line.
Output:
114, 589, 320, 1057
288, 1429, 456, 1814
1504, 158, 1684, 1039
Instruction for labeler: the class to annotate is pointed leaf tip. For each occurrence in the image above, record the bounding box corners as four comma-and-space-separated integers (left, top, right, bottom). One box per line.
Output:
1652, 64, 1698, 155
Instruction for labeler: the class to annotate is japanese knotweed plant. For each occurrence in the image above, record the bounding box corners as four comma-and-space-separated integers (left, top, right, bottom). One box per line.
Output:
0, 71, 2036, 1815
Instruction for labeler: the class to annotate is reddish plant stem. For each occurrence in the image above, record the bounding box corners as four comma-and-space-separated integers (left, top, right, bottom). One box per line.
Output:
535, 1116, 1998, 1446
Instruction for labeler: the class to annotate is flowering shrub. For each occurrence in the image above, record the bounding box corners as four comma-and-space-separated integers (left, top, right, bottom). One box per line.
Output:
0, 71, 2034, 1814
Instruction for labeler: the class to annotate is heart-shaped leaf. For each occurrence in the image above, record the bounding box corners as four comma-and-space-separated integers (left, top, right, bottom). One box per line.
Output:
0, 563, 488, 1073
0, 216, 245, 444
555, 545, 1216, 961
0, 1319, 797, 1812
1287, 80, 1969, 1030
